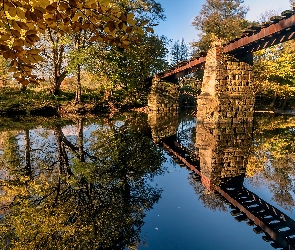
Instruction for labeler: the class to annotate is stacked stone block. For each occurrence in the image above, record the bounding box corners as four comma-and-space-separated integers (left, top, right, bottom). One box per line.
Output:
148, 76, 179, 112
196, 122, 253, 189
148, 111, 179, 143
197, 42, 255, 124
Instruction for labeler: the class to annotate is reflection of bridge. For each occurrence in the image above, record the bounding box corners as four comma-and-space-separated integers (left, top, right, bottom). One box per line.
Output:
147, 107, 295, 250
148, 9, 295, 123
161, 137, 295, 250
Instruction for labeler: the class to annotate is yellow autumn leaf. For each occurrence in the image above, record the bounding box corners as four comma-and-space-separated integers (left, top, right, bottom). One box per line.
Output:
13, 72, 22, 78
85, 0, 96, 8
8, 66, 18, 72
100, 5, 108, 12
145, 27, 154, 33
38, 0, 51, 8
26, 22, 36, 30
127, 13, 134, 21
13, 39, 25, 47
8, 7, 17, 17
72, 12, 83, 22
127, 19, 136, 26
122, 40, 130, 46
58, 2, 69, 11
32, 54, 44, 62
104, 26, 111, 34
100, 0, 111, 6
134, 27, 144, 35
11, 21, 22, 32
16, 9, 26, 19
11, 29, 21, 38
30, 49, 41, 55
16, 21, 30, 30
0, 34, 10, 41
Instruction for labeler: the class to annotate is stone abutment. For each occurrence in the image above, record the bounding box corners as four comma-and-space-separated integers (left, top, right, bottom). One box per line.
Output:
197, 42, 255, 124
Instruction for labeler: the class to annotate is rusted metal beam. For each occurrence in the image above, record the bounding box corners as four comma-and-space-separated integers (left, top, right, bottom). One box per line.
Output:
232, 28, 295, 55
161, 57, 206, 79
224, 14, 295, 53
158, 12, 295, 80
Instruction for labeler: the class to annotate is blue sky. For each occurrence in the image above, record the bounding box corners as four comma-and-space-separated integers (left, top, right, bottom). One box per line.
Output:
154, 0, 291, 44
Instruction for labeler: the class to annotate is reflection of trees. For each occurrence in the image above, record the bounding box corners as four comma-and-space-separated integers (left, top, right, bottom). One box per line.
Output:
247, 116, 295, 211
188, 175, 227, 212
0, 116, 164, 249
177, 111, 197, 151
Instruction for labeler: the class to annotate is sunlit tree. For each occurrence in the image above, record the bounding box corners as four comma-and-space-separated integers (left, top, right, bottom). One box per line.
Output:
192, 0, 250, 52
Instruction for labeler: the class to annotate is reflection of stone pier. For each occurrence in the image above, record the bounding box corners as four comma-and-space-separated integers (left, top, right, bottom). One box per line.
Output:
196, 122, 253, 190
162, 119, 295, 250
148, 111, 179, 143
197, 41, 255, 124
148, 76, 179, 112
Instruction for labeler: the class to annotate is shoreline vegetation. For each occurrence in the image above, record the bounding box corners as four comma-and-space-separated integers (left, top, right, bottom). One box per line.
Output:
0, 0, 294, 120
0, 86, 150, 118
1, 86, 295, 119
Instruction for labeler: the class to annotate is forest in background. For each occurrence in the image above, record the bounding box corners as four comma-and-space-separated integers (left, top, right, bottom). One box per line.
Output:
0, 0, 295, 116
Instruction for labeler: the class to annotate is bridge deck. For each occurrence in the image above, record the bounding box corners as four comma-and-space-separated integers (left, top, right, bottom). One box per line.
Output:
160, 10, 295, 80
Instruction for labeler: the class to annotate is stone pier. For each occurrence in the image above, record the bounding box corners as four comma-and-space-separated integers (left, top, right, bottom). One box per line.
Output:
197, 41, 255, 124
148, 76, 179, 112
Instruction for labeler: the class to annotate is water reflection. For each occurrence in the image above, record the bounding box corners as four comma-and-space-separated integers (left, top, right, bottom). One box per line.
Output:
1, 112, 295, 249
160, 113, 295, 250
0, 114, 164, 249
247, 115, 295, 211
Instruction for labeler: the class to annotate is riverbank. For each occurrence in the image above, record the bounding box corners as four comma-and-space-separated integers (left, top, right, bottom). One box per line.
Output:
1, 87, 295, 118
0, 87, 145, 118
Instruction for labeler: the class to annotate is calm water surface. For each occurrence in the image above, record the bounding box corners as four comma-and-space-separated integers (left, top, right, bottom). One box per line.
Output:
0, 111, 294, 250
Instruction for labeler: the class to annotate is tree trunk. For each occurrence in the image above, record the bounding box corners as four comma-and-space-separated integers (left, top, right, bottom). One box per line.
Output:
75, 64, 82, 103
24, 129, 32, 177
282, 96, 288, 110
270, 93, 277, 108
77, 118, 85, 162
54, 126, 72, 178
51, 71, 68, 95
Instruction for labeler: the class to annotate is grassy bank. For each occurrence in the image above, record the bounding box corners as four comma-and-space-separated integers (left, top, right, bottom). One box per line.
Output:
0, 87, 136, 117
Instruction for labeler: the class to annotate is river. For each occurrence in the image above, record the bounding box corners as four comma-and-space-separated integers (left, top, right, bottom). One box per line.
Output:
0, 110, 294, 250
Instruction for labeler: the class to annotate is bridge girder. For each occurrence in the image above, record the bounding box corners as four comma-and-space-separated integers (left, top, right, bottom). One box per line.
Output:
159, 11, 295, 80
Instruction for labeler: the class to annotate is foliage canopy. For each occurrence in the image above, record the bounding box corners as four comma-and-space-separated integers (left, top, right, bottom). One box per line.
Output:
192, 0, 250, 51
0, 0, 152, 87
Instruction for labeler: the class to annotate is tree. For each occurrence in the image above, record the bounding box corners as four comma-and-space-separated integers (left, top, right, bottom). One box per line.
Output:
253, 9, 295, 109
9, 0, 165, 100
0, 0, 153, 88
95, 34, 169, 107
80, 0, 168, 107
192, 0, 251, 52
36, 29, 71, 94
170, 38, 189, 65
253, 41, 295, 109
0, 55, 10, 86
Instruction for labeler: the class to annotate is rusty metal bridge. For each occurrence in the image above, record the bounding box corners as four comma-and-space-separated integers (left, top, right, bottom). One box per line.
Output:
161, 136, 295, 250
159, 9, 295, 80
